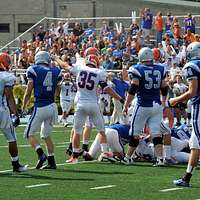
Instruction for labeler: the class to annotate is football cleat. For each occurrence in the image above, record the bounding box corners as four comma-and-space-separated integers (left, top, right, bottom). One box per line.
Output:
35, 154, 47, 169
121, 156, 134, 165
13, 164, 28, 173
64, 123, 69, 127
153, 158, 165, 167
41, 164, 57, 170
98, 152, 116, 163
173, 178, 190, 187
65, 147, 73, 156
66, 156, 78, 164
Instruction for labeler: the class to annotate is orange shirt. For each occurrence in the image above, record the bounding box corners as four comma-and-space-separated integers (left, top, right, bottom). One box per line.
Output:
155, 16, 163, 32
185, 33, 195, 43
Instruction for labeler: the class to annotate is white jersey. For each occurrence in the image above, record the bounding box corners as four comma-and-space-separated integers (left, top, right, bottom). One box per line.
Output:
60, 81, 77, 101
0, 71, 16, 107
70, 65, 107, 103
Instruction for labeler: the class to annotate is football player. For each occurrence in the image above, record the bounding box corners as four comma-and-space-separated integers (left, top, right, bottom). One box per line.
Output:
23, 51, 62, 169
59, 72, 77, 126
0, 52, 28, 172
123, 47, 168, 166
54, 54, 124, 163
170, 42, 200, 187
83, 123, 130, 162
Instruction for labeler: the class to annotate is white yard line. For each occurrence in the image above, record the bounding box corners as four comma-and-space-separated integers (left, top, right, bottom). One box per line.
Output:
25, 183, 51, 188
90, 185, 116, 190
0, 160, 97, 174
159, 188, 183, 192
0, 140, 93, 148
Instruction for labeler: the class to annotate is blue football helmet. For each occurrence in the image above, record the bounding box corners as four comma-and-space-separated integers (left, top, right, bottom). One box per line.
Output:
138, 47, 153, 62
35, 51, 51, 65
187, 42, 200, 61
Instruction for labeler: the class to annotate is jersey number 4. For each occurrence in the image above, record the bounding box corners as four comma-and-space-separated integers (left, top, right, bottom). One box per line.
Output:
144, 70, 161, 89
43, 71, 53, 91
78, 71, 97, 90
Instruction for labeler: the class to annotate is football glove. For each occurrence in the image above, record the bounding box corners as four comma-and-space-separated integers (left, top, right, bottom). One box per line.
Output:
12, 114, 20, 127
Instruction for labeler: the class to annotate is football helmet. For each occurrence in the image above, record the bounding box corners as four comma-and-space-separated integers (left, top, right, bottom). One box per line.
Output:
0, 52, 11, 70
35, 51, 51, 65
138, 47, 153, 62
152, 48, 161, 61
187, 42, 200, 61
85, 54, 100, 68
84, 47, 100, 57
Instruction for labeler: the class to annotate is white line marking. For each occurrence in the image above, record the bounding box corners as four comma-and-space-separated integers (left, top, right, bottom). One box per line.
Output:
0, 140, 93, 148
0, 160, 97, 174
160, 188, 183, 192
25, 183, 51, 188
90, 185, 116, 190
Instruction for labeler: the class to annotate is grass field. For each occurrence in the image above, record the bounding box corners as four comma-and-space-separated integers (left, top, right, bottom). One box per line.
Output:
1, 125, 200, 200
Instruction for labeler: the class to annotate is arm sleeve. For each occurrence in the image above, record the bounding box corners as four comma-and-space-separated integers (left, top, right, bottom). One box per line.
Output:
183, 62, 199, 81
5, 74, 16, 87
26, 66, 37, 80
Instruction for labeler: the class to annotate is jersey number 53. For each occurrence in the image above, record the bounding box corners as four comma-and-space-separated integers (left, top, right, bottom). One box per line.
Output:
144, 70, 161, 89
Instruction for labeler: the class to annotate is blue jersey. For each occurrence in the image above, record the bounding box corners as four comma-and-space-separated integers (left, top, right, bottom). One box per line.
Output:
171, 124, 191, 140
112, 78, 129, 98
128, 63, 166, 107
27, 64, 62, 107
184, 17, 195, 33
107, 124, 130, 145
183, 60, 200, 105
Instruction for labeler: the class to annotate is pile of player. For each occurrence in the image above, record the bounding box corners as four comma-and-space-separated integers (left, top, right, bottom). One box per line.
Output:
0, 42, 200, 188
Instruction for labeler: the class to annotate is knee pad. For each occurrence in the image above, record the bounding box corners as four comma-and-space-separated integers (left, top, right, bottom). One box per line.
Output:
129, 137, 139, 147
152, 136, 163, 146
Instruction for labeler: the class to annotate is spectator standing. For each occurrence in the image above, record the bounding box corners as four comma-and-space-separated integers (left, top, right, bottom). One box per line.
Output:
165, 12, 173, 33
154, 12, 164, 46
184, 13, 196, 34
37, 26, 46, 41
141, 8, 153, 43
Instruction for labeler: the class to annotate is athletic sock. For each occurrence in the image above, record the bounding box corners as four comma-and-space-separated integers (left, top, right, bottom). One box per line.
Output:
11, 156, 20, 168
72, 148, 80, 158
163, 145, 171, 159
100, 143, 108, 153
82, 144, 89, 152
182, 165, 196, 183
47, 155, 56, 165
35, 146, 45, 158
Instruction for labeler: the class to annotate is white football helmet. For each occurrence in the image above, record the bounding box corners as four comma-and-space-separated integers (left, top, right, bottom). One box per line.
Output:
138, 47, 153, 62
35, 51, 51, 65
187, 42, 200, 61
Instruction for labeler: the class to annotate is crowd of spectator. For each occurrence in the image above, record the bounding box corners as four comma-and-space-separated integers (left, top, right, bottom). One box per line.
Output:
12, 9, 200, 73
9, 9, 200, 127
